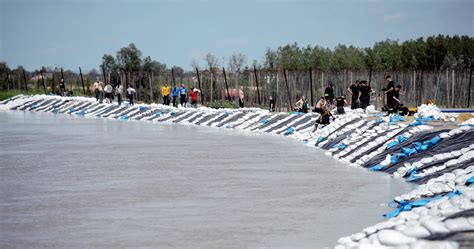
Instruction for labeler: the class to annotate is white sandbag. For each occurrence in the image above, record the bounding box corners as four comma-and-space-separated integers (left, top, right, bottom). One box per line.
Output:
377, 229, 416, 246
366, 105, 375, 112
439, 132, 450, 139
462, 118, 474, 126
444, 217, 474, 232
420, 157, 433, 164
351, 232, 367, 241
400, 225, 430, 238
415, 104, 446, 120
421, 218, 450, 234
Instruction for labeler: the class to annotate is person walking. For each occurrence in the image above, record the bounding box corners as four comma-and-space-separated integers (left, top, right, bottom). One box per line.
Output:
94, 80, 101, 101
127, 85, 136, 105
179, 83, 187, 107
239, 86, 245, 108
189, 87, 201, 108
269, 96, 275, 112
384, 75, 396, 114
104, 82, 113, 103
59, 79, 66, 97
115, 83, 123, 105
324, 83, 335, 107
171, 86, 179, 107
348, 80, 360, 109
393, 85, 403, 112
161, 83, 171, 106
359, 80, 372, 110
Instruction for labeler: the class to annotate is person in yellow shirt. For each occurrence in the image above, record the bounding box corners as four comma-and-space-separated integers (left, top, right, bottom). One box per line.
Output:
161, 83, 171, 105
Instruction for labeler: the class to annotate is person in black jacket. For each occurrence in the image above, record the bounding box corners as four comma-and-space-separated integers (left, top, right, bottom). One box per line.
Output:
359, 80, 372, 109
59, 79, 66, 97
347, 80, 360, 109
384, 75, 396, 114
268, 96, 275, 112
324, 83, 334, 106
333, 96, 348, 114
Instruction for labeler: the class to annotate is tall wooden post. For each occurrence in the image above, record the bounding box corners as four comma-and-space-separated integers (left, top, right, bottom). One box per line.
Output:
5, 67, 11, 90
40, 70, 46, 93
276, 71, 280, 111
368, 67, 373, 87
468, 63, 472, 108
195, 68, 203, 104
309, 68, 314, 105
22, 69, 28, 91
101, 65, 107, 85
171, 68, 177, 86
79, 67, 86, 95
283, 69, 292, 111
222, 67, 231, 101
254, 66, 261, 105
148, 71, 153, 103
51, 73, 56, 94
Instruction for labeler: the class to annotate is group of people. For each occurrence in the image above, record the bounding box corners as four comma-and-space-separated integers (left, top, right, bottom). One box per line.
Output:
63, 75, 406, 131
289, 75, 406, 132
93, 80, 135, 105
57, 78, 74, 97
160, 83, 201, 108
91, 81, 202, 108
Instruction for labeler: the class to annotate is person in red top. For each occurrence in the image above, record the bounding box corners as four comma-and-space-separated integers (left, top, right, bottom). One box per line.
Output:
189, 87, 201, 108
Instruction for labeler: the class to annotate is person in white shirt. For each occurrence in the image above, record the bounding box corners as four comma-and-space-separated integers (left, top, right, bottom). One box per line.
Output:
127, 86, 136, 105
93, 80, 100, 101
239, 86, 245, 108
104, 83, 113, 103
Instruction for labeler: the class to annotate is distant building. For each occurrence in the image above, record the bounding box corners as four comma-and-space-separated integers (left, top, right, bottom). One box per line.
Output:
31, 73, 53, 81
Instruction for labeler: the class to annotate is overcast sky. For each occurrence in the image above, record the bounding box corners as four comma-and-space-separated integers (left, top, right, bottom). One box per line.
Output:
1, 0, 473, 72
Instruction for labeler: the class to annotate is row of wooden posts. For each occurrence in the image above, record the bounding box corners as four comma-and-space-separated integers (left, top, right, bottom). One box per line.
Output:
3, 65, 473, 109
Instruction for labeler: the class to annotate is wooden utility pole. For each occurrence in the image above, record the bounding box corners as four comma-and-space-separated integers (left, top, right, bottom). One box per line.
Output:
171, 68, 177, 86
368, 67, 373, 87
5, 67, 11, 90
283, 69, 292, 111
196, 68, 203, 104
60, 68, 66, 92
148, 71, 153, 103
79, 67, 86, 95
22, 69, 28, 91
309, 68, 314, 105
222, 67, 231, 101
468, 63, 472, 108
101, 65, 107, 85
254, 66, 261, 105
51, 73, 56, 94
40, 70, 46, 93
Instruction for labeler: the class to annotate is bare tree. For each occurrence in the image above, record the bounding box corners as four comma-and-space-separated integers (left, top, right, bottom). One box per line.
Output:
191, 58, 200, 70
228, 53, 246, 103
204, 53, 219, 102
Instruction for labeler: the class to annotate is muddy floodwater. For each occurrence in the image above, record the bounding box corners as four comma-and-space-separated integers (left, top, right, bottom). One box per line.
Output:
0, 111, 413, 249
